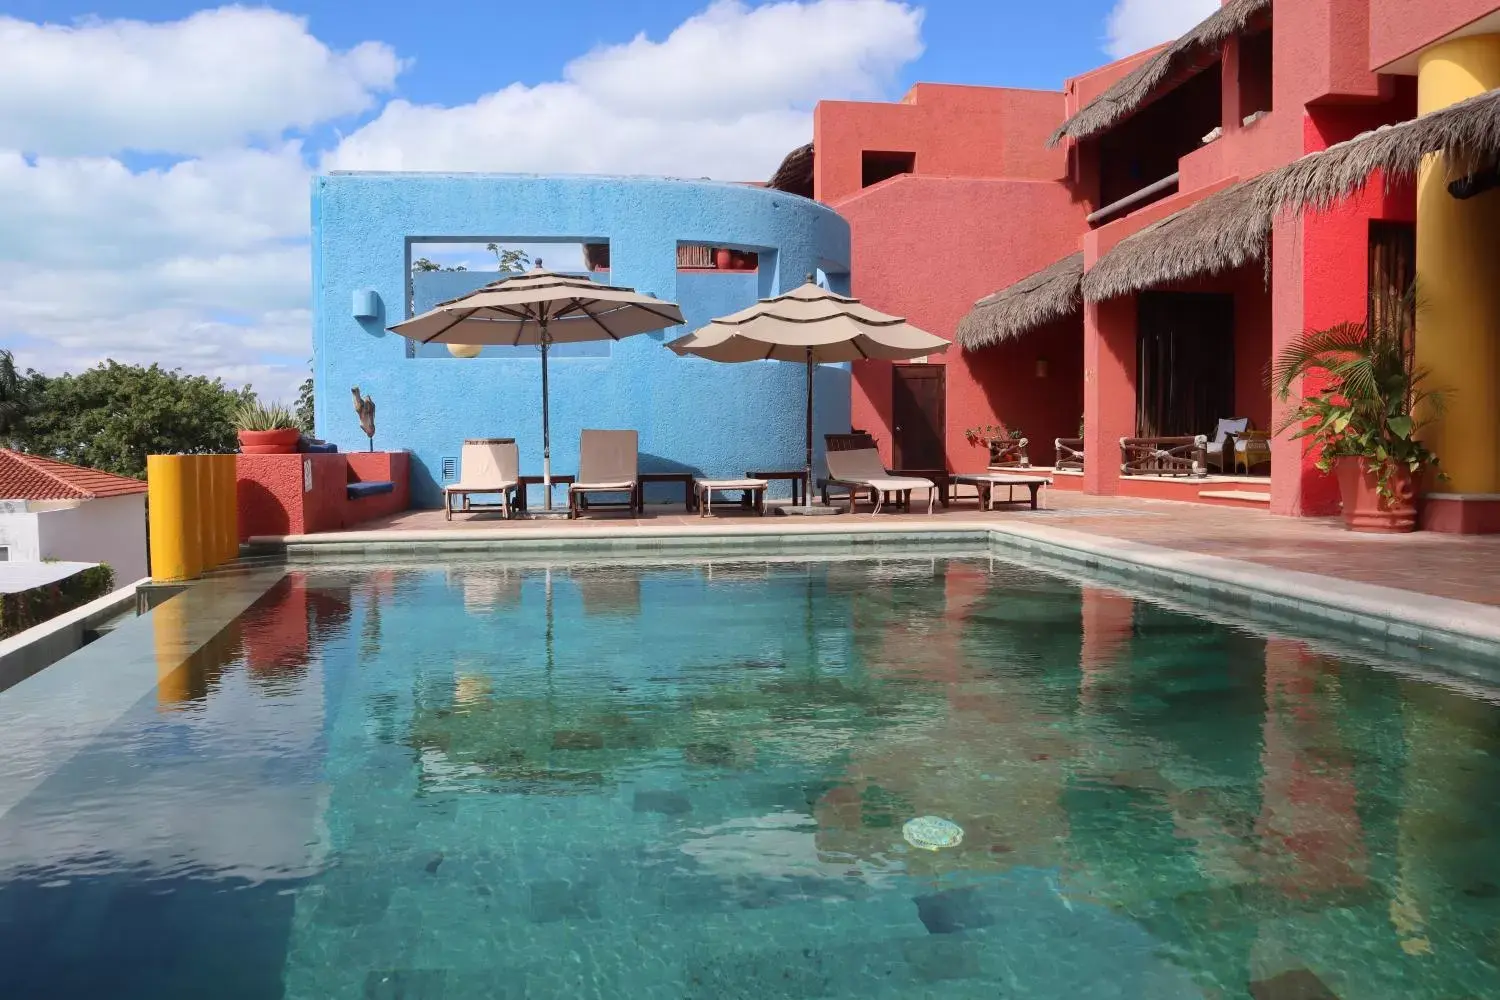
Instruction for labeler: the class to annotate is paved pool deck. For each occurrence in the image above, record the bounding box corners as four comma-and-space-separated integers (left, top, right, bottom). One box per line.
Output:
266, 489, 1500, 609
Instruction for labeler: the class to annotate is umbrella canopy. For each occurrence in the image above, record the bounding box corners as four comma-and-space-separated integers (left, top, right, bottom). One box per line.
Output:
668, 278, 948, 510
388, 263, 684, 509
391, 265, 684, 346
667, 280, 947, 363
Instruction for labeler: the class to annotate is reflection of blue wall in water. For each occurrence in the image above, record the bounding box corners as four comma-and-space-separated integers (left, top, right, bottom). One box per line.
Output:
312, 174, 853, 508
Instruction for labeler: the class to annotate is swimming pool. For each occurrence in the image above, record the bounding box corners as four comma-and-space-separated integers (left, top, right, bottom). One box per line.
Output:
0, 553, 1495, 998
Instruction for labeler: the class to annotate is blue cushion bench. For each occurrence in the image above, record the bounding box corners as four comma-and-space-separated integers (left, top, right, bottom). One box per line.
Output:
346, 480, 395, 500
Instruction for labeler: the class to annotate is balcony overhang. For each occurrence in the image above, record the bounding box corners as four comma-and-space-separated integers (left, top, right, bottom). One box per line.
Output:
1083, 178, 1271, 302
1254, 87, 1500, 218
956, 252, 1084, 350
1048, 0, 1269, 148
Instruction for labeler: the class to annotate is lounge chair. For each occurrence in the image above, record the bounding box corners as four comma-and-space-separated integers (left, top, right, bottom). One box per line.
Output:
568, 429, 640, 519
824, 436, 936, 514
1203, 418, 1250, 473
444, 438, 520, 521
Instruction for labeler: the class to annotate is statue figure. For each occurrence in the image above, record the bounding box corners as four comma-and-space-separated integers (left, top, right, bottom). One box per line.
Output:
351, 387, 376, 451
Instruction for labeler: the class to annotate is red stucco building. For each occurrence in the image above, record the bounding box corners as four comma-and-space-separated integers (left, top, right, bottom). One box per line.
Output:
771, 0, 1500, 531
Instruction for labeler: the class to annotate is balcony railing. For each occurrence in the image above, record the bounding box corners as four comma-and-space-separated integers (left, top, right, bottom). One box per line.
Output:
1055, 438, 1084, 472
1120, 436, 1208, 478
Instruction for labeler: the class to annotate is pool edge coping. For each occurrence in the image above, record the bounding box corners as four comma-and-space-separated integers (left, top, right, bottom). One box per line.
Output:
254, 520, 1500, 662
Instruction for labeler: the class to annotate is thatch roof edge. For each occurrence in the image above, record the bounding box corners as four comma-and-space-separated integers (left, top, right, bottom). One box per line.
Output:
956, 253, 1084, 349
1049, 0, 1271, 147
768, 142, 815, 197
1253, 87, 1500, 217
1082, 178, 1272, 302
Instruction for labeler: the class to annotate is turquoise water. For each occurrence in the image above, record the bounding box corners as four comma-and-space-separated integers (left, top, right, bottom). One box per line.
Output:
0, 556, 1497, 998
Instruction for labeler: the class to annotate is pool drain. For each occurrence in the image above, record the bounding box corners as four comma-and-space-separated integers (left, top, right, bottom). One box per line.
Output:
902, 816, 964, 851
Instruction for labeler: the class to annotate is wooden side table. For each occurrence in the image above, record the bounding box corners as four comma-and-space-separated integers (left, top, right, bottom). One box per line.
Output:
746, 470, 808, 507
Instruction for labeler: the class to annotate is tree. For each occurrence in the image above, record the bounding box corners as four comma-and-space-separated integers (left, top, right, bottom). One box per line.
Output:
412, 257, 466, 272
11, 361, 255, 479
0, 350, 24, 444
296, 370, 315, 435
487, 244, 531, 273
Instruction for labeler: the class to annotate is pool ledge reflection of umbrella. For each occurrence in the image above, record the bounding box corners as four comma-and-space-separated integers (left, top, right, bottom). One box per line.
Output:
667, 277, 949, 514
388, 263, 684, 509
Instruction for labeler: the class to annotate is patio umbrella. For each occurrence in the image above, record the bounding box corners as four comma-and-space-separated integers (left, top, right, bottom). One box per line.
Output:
388, 263, 684, 509
667, 276, 948, 512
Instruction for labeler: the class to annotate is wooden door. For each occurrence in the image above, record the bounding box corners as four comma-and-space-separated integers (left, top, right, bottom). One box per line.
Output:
892, 365, 945, 470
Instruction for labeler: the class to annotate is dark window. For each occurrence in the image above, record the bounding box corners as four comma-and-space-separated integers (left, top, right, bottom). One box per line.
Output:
861, 150, 915, 188
1239, 27, 1274, 120
1096, 66, 1222, 214
1368, 221, 1416, 345
1136, 292, 1236, 437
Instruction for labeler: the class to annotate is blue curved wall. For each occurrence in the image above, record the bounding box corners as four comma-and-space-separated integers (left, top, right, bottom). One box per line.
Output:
311, 173, 852, 508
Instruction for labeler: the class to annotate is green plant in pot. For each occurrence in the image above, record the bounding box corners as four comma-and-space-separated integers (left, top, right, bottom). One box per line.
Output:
964, 423, 1029, 469
233, 400, 302, 455
1271, 292, 1443, 533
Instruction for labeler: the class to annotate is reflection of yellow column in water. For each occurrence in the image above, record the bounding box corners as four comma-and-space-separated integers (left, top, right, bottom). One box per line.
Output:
153, 592, 192, 709
1416, 36, 1500, 493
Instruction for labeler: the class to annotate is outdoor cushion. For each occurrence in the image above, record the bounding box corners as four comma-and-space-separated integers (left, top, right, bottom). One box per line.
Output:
347, 480, 395, 499
449, 439, 520, 492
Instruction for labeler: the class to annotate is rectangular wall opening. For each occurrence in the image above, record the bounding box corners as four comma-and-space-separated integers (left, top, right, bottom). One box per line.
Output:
1368, 220, 1415, 345
406, 240, 610, 359
1136, 292, 1236, 438
861, 150, 916, 189
1096, 67, 1222, 218
1238, 26, 1274, 121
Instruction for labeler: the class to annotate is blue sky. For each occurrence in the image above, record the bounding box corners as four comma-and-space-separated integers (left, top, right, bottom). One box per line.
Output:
0, 0, 1209, 400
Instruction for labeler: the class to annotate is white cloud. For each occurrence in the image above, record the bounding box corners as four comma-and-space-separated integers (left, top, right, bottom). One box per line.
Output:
0, 0, 925, 403
1103, 0, 1217, 58
324, 0, 923, 177
0, 7, 402, 157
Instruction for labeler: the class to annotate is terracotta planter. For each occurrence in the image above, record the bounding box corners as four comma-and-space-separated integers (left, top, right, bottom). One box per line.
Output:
714, 247, 733, 270
238, 428, 301, 455
1334, 457, 1417, 533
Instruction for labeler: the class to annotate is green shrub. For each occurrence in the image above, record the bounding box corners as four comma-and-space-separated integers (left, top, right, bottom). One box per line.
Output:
0, 564, 116, 639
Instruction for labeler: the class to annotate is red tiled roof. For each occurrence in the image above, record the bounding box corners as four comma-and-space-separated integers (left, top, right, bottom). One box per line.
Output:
0, 449, 148, 501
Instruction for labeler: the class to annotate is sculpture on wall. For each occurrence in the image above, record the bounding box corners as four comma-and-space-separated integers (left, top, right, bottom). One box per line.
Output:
351, 387, 376, 451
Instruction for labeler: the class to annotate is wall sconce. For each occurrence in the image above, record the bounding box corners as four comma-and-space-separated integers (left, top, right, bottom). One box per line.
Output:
352, 289, 381, 320
447, 344, 482, 359
1035, 358, 1049, 379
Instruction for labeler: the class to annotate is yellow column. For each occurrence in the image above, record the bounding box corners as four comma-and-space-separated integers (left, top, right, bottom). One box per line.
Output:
147, 455, 199, 582
1417, 36, 1500, 493
219, 454, 240, 565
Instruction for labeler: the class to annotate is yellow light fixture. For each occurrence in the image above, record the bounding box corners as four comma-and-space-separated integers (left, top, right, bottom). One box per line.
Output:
447, 344, 482, 359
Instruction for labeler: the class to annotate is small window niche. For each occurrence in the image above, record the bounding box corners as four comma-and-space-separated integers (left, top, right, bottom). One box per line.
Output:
861, 150, 916, 189
1238, 27, 1273, 123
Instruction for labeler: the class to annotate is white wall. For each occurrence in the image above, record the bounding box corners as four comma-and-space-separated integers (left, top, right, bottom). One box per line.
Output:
0, 513, 42, 563
37, 494, 148, 584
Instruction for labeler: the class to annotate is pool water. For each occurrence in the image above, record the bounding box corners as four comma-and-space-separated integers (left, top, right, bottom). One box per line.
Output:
0, 555, 1497, 998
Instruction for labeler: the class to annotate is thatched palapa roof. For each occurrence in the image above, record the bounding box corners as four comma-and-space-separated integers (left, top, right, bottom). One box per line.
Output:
956, 253, 1084, 350
1082, 178, 1272, 302
1254, 87, 1500, 217
768, 143, 815, 198
1049, 0, 1270, 147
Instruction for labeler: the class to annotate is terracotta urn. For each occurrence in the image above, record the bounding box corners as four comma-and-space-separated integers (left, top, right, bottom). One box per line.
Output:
1334, 457, 1417, 533
237, 428, 301, 455
714, 248, 733, 270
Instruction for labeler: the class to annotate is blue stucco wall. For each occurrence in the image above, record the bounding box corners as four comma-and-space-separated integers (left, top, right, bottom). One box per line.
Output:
312, 173, 852, 508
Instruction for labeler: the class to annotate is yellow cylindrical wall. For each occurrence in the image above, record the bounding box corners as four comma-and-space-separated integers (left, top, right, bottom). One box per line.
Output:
1416, 36, 1500, 493
147, 455, 199, 582
219, 454, 240, 564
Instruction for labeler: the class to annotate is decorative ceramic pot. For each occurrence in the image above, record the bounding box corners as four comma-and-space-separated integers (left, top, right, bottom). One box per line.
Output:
237, 428, 301, 455
1335, 457, 1417, 533
714, 248, 733, 270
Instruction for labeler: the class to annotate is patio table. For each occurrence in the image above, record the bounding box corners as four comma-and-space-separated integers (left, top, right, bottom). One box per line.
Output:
950, 473, 1052, 511
746, 469, 808, 507
515, 474, 576, 513
637, 471, 697, 511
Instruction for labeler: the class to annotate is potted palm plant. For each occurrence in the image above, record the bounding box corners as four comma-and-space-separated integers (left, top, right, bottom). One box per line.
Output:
233, 400, 302, 454
1271, 294, 1443, 533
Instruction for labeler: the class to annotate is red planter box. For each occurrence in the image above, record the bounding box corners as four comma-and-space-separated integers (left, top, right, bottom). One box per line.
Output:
237, 451, 410, 540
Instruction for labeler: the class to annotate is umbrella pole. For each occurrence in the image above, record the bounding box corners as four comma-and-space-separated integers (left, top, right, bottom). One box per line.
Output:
804, 348, 815, 505
541, 319, 553, 510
